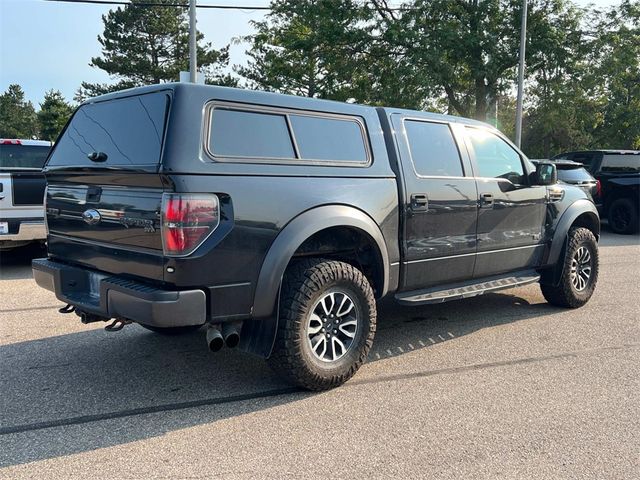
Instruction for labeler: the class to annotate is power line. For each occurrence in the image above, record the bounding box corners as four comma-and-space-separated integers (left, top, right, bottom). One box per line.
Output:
42, 0, 611, 17
42, 0, 271, 9
42, 0, 410, 11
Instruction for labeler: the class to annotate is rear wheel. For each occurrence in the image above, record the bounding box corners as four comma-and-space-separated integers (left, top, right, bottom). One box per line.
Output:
608, 197, 639, 234
139, 324, 203, 335
541, 227, 599, 308
268, 258, 376, 391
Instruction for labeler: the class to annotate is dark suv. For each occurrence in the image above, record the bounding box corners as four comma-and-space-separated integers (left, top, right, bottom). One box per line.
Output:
531, 159, 600, 205
553, 150, 640, 234
32, 84, 600, 390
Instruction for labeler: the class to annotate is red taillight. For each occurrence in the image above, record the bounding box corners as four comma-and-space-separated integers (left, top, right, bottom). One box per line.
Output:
0, 139, 22, 145
595, 179, 601, 198
161, 193, 220, 256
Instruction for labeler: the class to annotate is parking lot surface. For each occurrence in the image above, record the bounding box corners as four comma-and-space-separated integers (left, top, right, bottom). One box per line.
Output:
0, 231, 638, 479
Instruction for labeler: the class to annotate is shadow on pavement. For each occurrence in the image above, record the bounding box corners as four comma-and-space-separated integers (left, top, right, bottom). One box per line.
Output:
0, 243, 46, 280
0, 289, 560, 467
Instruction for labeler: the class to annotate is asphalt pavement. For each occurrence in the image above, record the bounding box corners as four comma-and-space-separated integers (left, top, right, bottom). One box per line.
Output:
0, 231, 638, 479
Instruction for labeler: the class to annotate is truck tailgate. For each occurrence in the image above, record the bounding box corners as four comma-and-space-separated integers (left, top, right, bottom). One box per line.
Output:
42, 91, 171, 282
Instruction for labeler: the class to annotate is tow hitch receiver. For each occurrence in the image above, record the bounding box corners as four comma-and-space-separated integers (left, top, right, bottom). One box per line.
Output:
58, 304, 127, 330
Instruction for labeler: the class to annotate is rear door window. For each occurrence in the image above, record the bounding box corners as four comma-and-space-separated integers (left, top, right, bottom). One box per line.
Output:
0, 145, 50, 170
47, 92, 169, 168
404, 120, 463, 176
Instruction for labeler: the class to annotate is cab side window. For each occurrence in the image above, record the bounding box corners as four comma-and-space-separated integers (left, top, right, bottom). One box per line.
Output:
404, 120, 464, 177
466, 128, 526, 185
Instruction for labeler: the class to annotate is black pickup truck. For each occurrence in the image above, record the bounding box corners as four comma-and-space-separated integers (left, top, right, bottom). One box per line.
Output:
553, 150, 640, 234
32, 84, 600, 390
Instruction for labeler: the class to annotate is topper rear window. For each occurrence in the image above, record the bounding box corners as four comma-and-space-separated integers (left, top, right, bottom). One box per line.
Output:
47, 92, 169, 168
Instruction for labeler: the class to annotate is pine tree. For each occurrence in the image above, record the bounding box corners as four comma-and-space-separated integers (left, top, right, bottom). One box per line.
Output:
76, 0, 236, 102
0, 85, 38, 139
37, 91, 74, 142
238, 0, 399, 104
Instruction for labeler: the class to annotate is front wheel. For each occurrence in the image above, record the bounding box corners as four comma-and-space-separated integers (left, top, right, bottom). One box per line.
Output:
541, 227, 599, 308
268, 258, 377, 391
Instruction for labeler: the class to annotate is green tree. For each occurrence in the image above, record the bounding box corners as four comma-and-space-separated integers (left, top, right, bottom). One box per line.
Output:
239, 0, 432, 108
236, 0, 638, 153
494, 94, 517, 140
589, 0, 640, 149
76, 0, 235, 101
377, 0, 588, 121
523, 0, 640, 156
0, 84, 38, 139
239, 0, 372, 101
37, 90, 74, 142
245, 1, 589, 121
520, 1, 598, 157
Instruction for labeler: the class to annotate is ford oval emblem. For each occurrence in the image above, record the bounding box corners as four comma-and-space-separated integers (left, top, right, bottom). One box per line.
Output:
82, 209, 102, 225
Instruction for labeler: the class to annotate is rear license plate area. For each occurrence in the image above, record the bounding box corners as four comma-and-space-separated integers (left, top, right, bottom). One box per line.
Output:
59, 268, 108, 306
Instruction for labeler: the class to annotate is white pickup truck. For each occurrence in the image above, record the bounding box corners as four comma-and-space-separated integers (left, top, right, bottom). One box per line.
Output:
0, 139, 51, 251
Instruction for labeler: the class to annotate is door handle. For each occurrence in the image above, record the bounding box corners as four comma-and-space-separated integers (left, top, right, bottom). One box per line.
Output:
480, 193, 494, 208
410, 193, 428, 212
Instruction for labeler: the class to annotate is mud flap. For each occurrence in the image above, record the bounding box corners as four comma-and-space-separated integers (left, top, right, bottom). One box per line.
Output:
238, 285, 281, 358
540, 235, 568, 287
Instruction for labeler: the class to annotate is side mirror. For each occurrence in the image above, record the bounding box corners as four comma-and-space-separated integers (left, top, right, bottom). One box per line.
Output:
535, 162, 557, 186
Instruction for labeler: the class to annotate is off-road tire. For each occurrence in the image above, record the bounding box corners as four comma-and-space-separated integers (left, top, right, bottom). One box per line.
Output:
139, 324, 203, 335
608, 197, 639, 235
268, 258, 376, 391
541, 227, 599, 308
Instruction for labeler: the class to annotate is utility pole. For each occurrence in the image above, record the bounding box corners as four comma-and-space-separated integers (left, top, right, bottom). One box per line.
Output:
189, 0, 197, 83
515, 0, 527, 148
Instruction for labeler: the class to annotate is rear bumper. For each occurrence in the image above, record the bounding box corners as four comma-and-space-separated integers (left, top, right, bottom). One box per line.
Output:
0, 220, 45, 246
32, 258, 206, 328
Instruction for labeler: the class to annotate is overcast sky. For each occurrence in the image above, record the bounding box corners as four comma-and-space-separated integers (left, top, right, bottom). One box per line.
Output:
0, 0, 621, 107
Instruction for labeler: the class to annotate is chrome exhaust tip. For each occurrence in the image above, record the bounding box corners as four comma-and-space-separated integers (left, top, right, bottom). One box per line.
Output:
222, 321, 242, 349
206, 324, 224, 352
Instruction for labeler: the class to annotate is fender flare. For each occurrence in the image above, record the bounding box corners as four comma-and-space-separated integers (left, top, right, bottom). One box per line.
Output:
239, 205, 390, 358
545, 199, 600, 268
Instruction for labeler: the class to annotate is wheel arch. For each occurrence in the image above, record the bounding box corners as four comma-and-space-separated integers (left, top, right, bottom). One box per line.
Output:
544, 199, 600, 272
239, 205, 391, 358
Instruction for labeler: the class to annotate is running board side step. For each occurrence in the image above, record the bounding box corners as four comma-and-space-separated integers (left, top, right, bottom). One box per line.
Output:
395, 270, 541, 305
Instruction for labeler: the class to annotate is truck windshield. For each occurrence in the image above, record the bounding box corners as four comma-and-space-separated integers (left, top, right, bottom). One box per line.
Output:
0, 144, 50, 170
47, 91, 170, 169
